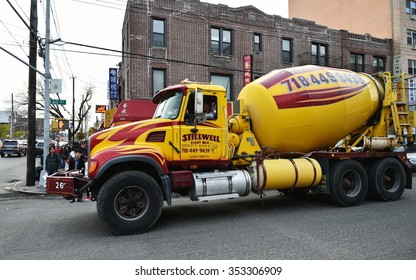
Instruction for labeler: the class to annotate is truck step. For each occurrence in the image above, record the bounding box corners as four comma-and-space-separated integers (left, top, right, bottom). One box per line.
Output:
197, 193, 240, 202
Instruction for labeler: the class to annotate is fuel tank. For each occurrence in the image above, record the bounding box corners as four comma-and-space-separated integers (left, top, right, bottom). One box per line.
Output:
238, 65, 383, 152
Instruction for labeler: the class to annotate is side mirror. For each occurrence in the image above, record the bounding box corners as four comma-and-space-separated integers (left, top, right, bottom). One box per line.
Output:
195, 90, 203, 114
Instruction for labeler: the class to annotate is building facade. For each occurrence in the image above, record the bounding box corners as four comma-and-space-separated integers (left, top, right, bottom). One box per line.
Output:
289, 0, 416, 79
118, 0, 393, 102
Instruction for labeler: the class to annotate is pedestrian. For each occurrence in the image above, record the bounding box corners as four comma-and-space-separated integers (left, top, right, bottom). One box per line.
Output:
68, 148, 88, 202
59, 144, 69, 169
45, 145, 60, 175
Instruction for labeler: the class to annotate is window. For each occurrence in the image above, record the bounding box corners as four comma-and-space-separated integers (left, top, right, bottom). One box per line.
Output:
407, 30, 416, 46
311, 43, 327, 66
254, 33, 262, 52
372, 57, 385, 72
350, 53, 364, 72
152, 69, 165, 95
409, 60, 416, 76
282, 38, 293, 64
406, 0, 416, 15
152, 18, 165, 47
211, 28, 232, 55
211, 74, 232, 100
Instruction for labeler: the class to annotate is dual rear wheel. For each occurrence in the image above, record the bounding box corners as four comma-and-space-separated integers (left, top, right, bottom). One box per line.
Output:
329, 158, 406, 206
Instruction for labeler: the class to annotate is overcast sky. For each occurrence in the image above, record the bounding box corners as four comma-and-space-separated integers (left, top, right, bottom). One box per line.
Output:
0, 0, 288, 123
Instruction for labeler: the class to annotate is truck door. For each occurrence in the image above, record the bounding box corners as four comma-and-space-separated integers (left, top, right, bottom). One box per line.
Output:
174, 93, 224, 163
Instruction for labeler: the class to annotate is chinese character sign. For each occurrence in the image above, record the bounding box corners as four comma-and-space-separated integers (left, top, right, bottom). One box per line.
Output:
409, 78, 416, 106
243, 54, 253, 86
109, 68, 118, 100
393, 56, 401, 76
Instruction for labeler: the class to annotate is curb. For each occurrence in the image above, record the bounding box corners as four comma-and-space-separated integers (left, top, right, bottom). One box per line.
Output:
0, 178, 47, 197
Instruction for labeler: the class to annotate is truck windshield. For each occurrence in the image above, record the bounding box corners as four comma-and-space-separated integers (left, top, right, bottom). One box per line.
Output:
153, 90, 184, 119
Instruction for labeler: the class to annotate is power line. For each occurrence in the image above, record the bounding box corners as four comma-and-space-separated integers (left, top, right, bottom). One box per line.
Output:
0, 19, 28, 57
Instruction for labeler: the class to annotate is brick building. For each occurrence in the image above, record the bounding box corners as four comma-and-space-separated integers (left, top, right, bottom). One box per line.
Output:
118, 0, 393, 102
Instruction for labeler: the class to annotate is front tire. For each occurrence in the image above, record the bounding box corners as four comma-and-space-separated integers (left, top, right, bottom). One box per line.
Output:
97, 170, 163, 235
329, 160, 368, 206
368, 158, 406, 201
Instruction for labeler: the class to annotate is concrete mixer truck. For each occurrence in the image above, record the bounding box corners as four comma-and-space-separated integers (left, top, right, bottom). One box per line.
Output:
47, 65, 414, 235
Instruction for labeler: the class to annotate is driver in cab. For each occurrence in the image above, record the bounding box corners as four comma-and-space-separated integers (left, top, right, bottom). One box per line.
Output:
203, 100, 215, 120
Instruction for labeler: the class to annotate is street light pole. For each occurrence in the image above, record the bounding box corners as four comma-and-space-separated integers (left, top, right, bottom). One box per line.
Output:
10, 93, 14, 139
71, 75, 75, 143
39, 0, 51, 188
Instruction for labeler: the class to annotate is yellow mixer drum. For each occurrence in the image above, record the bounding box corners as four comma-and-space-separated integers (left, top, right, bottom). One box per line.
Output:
238, 65, 383, 152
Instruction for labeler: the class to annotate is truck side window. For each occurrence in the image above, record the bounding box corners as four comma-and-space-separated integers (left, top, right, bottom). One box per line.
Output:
203, 96, 217, 120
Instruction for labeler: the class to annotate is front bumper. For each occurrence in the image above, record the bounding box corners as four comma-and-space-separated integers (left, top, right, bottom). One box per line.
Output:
46, 170, 92, 197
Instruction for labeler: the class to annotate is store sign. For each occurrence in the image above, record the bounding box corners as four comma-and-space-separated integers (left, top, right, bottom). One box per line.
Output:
95, 105, 107, 113
243, 54, 253, 85
408, 78, 416, 106
393, 56, 401, 75
109, 68, 118, 100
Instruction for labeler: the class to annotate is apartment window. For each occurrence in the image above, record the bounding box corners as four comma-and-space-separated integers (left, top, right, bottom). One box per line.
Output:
409, 60, 416, 76
350, 53, 364, 72
406, 0, 416, 14
254, 33, 262, 53
211, 28, 232, 55
372, 57, 385, 72
211, 74, 232, 100
311, 43, 327, 66
407, 30, 416, 46
152, 18, 165, 47
282, 38, 293, 64
152, 69, 166, 95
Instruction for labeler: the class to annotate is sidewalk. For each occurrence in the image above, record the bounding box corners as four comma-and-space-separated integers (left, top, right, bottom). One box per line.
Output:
0, 175, 47, 198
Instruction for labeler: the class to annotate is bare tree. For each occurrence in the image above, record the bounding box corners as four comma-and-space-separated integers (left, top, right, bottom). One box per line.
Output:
8, 79, 94, 139
73, 86, 93, 138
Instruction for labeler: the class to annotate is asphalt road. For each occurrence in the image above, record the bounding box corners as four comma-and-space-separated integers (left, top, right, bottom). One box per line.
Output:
1, 186, 415, 260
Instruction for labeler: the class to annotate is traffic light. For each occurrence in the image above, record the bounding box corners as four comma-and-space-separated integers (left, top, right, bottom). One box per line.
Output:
57, 119, 69, 130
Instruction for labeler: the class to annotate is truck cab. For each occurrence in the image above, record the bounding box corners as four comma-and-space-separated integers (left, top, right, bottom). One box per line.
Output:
86, 82, 230, 182
152, 82, 229, 169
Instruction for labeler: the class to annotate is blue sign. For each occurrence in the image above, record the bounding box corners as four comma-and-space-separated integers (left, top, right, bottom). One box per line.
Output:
109, 68, 118, 100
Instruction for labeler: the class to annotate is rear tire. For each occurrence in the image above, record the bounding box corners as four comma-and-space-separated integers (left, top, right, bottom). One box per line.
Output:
97, 170, 163, 235
368, 158, 405, 201
329, 160, 368, 206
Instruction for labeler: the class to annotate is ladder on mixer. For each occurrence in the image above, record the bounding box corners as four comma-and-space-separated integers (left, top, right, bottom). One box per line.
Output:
390, 73, 414, 144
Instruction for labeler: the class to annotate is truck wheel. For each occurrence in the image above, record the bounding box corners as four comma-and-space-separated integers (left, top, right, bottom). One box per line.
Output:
329, 160, 368, 207
97, 170, 163, 235
368, 158, 405, 201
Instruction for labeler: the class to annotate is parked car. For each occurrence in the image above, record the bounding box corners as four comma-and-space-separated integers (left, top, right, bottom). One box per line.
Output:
35, 141, 44, 157
0, 139, 27, 157
405, 145, 416, 171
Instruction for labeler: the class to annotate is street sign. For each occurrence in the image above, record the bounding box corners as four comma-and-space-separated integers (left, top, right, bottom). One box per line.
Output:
50, 99, 66, 105
50, 79, 62, 93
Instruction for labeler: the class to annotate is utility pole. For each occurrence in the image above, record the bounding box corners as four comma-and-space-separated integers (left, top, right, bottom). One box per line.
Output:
10, 93, 14, 139
70, 75, 75, 143
26, 0, 38, 186
39, 0, 51, 188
